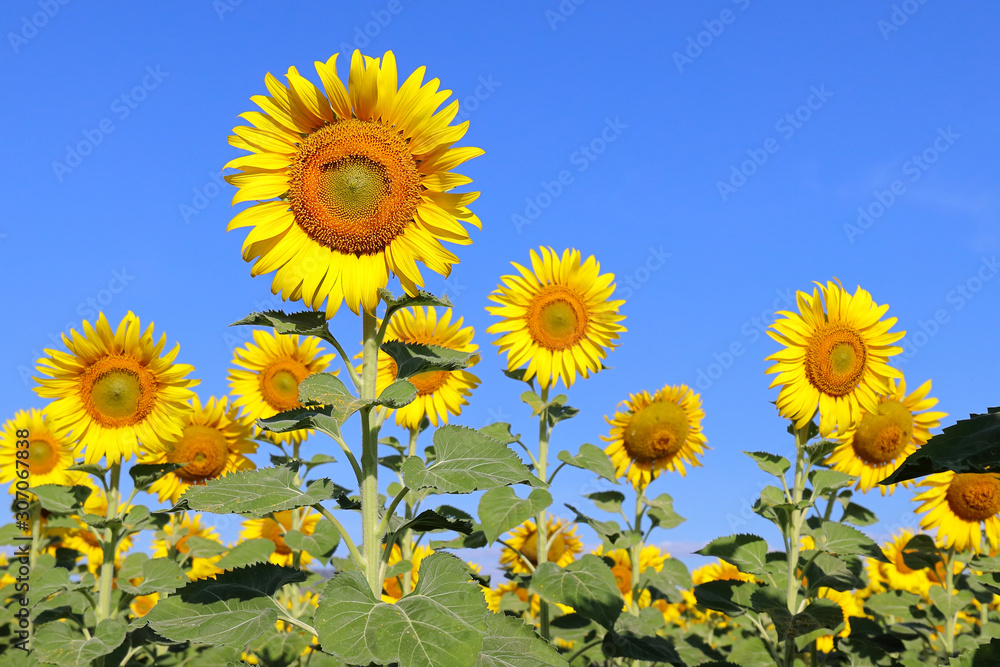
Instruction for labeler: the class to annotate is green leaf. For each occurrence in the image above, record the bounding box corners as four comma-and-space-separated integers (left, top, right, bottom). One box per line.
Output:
183, 535, 228, 559
531, 555, 624, 630
129, 463, 187, 491
751, 587, 793, 636
804, 439, 838, 462
796, 598, 845, 634
283, 521, 340, 561
520, 391, 546, 415
601, 609, 680, 662
564, 504, 632, 548
478, 488, 552, 543
810, 469, 856, 498
882, 408, 1000, 485
556, 444, 619, 485
33, 618, 126, 666
377, 380, 418, 408
256, 405, 340, 437
478, 423, 520, 445
401, 425, 544, 493
929, 586, 975, 618
865, 590, 922, 619
693, 580, 755, 616
695, 534, 769, 575
813, 521, 888, 562
30, 484, 91, 514
146, 564, 306, 648
841, 502, 878, 526
30, 566, 92, 603
315, 552, 487, 667
899, 534, 943, 571
379, 287, 453, 315
643, 493, 686, 530
744, 451, 791, 477
587, 490, 625, 514
177, 466, 340, 517
118, 555, 187, 595
297, 372, 354, 406
214, 538, 276, 570
381, 341, 478, 381
231, 310, 340, 347
395, 509, 475, 536
475, 613, 568, 667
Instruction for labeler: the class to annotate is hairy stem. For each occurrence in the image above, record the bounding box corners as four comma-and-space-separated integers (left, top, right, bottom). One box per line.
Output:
784, 425, 809, 667
535, 385, 552, 640
360, 311, 382, 596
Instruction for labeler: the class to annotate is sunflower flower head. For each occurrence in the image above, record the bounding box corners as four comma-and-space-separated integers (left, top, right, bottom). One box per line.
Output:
225, 50, 482, 317
240, 508, 321, 567
766, 281, 904, 437
152, 512, 225, 580
381, 542, 434, 602
1, 408, 81, 493
814, 586, 864, 653
914, 471, 1000, 554
486, 247, 626, 390
499, 517, 583, 574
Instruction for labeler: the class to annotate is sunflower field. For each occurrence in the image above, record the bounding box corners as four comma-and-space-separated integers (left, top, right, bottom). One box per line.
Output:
3, 9, 1000, 667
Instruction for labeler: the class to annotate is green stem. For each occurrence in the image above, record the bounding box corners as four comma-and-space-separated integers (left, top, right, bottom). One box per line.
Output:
312, 504, 364, 572
95, 463, 121, 624
943, 546, 958, 656
360, 311, 382, 597
402, 428, 419, 596
534, 385, 552, 640
784, 425, 809, 667
628, 490, 643, 616
565, 637, 603, 664
29, 502, 41, 570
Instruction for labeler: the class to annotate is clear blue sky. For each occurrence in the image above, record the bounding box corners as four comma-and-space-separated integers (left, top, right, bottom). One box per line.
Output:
2, 1, 998, 566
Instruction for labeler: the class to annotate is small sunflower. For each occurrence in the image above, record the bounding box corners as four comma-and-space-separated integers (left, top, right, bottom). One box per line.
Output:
593, 544, 668, 607
602, 384, 707, 489
141, 396, 257, 504
866, 530, 933, 596
129, 593, 159, 618
240, 508, 321, 567
228, 330, 335, 445
766, 281, 904, 437
225, 50, 482, 317
486, 247, 626, 390
152, 513, 225, 580
0, 408, 80, 493
826, 378, 946, 494
375, 307, 480, 430
499, 517, 583, 574
34, 312, 199, 464
914, 471, 1000, 554
814, 586, 864, 653
381, 542, 434, 602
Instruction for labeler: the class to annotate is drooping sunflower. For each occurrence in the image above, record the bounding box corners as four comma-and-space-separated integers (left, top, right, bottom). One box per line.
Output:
0, 408, 81, 492
486, 247, 626, 390
240, 508, 321, 567
814, 586, 864, 653
826, 378, 946, 494
499, 516, 583, 574
375, 307, 480, 430
602, 384, 707, 489
914, 471, 1000, 554
152, 513, 225, 580
225, 50, 482, 317
34, 312, 199, 464
141, 396, 257, 503
381, 542, 434, 602
228, 330, 335, 445
866, 529, 934, 597
766, 281, 904, 437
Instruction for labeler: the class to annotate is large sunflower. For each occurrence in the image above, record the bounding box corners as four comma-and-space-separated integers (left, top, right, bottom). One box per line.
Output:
240, 508, 321, 567
486, 247, 626, 390
814, 586, 864, 653
766, 281, 904, 437
0, 408, 81, 493
826, 378, 945, 494
914, 471, 1000, 554
141, 396, 257, 503
228, 330, 335, 445
34, 312, 199, 464
225, 50, 482, 317
499, 517, 583, 574
381, 541, 433, 602
602, 384, 707, 489
375, 306, 480, 430
152, 512, 225, 580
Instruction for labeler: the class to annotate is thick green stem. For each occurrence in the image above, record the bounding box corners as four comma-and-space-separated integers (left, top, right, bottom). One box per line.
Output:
29, 502, 41, 570
402, 427, 419, 596
535, 386, 552, 640
95, 463, 121, 624
784, 426, 809, 667
943, 547, 957, 656
628, 490, 643, 616
360, 311, 382, 597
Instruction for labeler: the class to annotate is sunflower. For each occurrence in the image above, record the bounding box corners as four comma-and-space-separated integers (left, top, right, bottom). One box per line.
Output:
866, 530, 933, 596
141, 396, 257, 503
225, 50, 482, 317
240, 508, 321, 567
129, 593, 159, 618
691, 559, 759, 586
152, 513, 225, 580
375, 307, 480, 430
381, 541, 434, 602
486, 247, 626, 390
34, 312, 198, 464
766, 281, 904, 437
0, 408, 81, 493
499, 517, 583, 574
814, 586, 864, 653
826, 378, 945, 494
914, 471, 1000, 554
60, 479, 134, 573
482, 581, 574, 617
228, 330, 335, 446
593, 544, 668, 608
602, 384, 707, 489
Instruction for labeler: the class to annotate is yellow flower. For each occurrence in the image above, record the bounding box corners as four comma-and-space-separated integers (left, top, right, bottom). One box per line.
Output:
499, 517, 583, 574
129, 592, 159, 618
593, 544, 668, 608
381, 542, 433, 602
152, 513, 224, 580
228, 330, 335, 446
375, 307, 480, 430
691, 559, 758, 586
0, 408, 81, 493
225, 50, 482, 317
914, 471, 1000, 554
602, 384, 707, 489
814, 587, 864, 653
486, 247, 626, 389
826, 378, 946, 494
766, 281, 904, 437
866, 530, 933, 596
34, 312, 199, 464
240, 508, 321, 567
141, 396, 257, 503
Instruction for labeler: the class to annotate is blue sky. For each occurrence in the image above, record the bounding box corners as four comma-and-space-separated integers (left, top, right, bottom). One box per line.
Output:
2, 1, 999, 567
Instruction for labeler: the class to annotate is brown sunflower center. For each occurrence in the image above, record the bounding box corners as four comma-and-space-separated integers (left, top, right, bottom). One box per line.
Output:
851, 401, 914, 465
261, 519, 292, 555
131, 595, 158, 617
409, 370, 450, 396
893, 550, 915, 575
288, 119, 422, 257
167, 425, 230, 482
804, 325, 868, 397
526, 287, 589, 351
80, 355, 158, 427
519, 530, 567, 565
28, 437, 60, 475
945, 473, 1000, 522
623, 401, 690, 463
611, 562, 632, 595
259, 360, 309, 411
